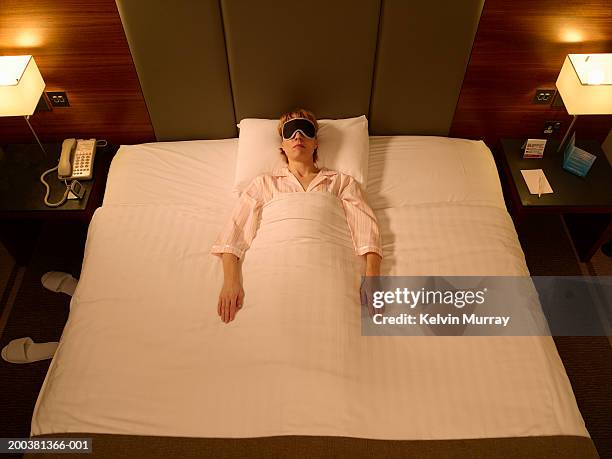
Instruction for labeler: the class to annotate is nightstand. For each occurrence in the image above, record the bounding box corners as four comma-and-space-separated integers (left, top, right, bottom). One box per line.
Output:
496, 139, 612, 262
0, 142, 119, 265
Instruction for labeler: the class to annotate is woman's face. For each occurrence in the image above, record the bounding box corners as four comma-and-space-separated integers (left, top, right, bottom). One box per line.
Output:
281, 127, 318, 164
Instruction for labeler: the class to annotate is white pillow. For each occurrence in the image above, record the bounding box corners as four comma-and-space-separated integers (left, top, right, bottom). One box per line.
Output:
233, 115, 369, 193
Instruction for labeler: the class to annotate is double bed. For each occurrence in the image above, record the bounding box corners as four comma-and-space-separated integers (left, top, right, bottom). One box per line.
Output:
24, 1, 599, 455
28, 136, 596, 457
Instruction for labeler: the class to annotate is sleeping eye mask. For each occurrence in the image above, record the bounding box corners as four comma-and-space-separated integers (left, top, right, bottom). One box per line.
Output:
281, 118, 316, 140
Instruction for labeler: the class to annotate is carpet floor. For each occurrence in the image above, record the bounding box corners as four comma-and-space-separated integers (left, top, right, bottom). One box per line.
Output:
0, 220, 86, 458
0, 214, 609, 458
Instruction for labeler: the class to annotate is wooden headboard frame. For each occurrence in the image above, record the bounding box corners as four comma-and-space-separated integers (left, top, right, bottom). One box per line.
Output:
115, 0, 484, 141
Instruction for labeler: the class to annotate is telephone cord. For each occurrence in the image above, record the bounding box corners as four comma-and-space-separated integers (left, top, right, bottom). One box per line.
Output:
40, 166, 71, 207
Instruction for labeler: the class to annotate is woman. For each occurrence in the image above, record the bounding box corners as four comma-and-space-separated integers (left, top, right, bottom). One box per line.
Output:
211, 108, 382, 323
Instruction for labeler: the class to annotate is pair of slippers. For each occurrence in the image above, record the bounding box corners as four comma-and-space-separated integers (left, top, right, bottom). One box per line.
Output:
1, 338, 58, 364
41, 271, 78, 296
0, 272, 75, 364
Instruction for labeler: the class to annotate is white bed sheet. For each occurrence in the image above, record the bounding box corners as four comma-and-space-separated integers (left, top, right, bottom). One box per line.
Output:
31, 136, 588, 440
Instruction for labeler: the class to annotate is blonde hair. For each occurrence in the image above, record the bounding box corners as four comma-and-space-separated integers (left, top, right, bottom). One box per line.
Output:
278, 108, 319, 164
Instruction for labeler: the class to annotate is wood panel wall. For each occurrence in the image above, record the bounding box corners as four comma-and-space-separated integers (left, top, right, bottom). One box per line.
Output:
450, 0, 612, 148
0, 0, 154, 145
0, 0, 610, 147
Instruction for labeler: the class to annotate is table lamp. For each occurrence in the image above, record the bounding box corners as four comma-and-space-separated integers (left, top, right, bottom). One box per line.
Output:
0, 55, 47, 155
555, 53, 612, 152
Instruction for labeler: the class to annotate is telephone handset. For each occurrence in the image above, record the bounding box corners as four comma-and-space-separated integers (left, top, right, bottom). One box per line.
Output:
40, 138, 98, 207
58, 138, 96, 180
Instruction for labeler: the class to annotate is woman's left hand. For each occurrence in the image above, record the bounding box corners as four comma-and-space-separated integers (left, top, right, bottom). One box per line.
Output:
360, 276, 384, 317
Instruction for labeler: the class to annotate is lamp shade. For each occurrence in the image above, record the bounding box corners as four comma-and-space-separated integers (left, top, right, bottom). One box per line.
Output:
556, 53, 612, 115
0, 55, 45, 116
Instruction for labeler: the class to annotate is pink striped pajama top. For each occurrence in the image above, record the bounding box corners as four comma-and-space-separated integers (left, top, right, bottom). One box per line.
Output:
211, 166, 383, 259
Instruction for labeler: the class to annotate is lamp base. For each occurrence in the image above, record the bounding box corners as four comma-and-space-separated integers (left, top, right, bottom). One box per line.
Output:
557, 114, 578, 153
24, 115, 46, 157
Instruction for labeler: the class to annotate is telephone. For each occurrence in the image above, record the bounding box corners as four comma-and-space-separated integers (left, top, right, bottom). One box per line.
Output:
40, 138, 99, 207
58, 138, 97, 180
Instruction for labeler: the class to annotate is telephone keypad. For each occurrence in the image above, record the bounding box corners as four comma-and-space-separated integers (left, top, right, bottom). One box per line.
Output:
72, 140, 96, 179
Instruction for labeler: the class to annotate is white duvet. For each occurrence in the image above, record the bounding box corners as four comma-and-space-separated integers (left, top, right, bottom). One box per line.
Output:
31, 137, 588, 440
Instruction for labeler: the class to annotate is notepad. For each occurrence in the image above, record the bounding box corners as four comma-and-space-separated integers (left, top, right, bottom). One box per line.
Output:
520, 169, 553, 196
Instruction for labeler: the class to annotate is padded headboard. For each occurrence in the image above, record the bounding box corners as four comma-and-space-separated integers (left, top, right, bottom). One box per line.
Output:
116, 0, 484, 141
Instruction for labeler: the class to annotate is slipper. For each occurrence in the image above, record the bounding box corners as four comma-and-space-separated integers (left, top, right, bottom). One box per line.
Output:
1, 337, 58, 364
41, 271, 78, 296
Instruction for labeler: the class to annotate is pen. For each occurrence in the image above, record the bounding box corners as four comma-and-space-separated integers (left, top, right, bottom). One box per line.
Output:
538, 174, 543, 198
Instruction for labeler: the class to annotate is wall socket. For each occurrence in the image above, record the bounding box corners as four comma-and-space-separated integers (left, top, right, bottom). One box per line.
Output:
533, 89, 556, 104
543, 121, 562, 135
46, 91, 70, 107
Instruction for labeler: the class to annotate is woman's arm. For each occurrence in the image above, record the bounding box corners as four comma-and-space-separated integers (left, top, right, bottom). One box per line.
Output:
339, 178, 383, 259
365, 252, 382, 276
211, 177, 263, 259
362, 252, 382, 317
212, 178, 263, 323
339, 178, 384, 316
218, 253, 244, 323
222, 252, 240, 282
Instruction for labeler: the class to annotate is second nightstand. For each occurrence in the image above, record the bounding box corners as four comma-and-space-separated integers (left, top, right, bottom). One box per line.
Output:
497, 138, 612, 262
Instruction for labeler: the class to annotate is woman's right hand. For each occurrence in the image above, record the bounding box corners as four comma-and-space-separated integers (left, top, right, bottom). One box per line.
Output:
218, 279, 244, 323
